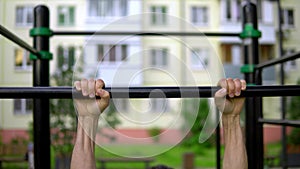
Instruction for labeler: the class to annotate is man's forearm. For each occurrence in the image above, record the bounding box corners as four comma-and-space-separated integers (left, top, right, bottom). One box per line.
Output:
71, 116, 99, 169
222, 115, 247, 169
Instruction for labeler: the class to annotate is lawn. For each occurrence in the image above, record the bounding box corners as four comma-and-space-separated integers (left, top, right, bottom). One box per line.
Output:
0, 144, 218, 169
264, 142, 282, 167
95, 143, 219, 169
0, 142, 283, 169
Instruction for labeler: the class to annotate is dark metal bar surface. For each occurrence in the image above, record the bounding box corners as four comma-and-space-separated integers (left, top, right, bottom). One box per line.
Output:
32, 5, 51, 169
0, 25, 41, 57
258, 118, 300, 128
256, 51, 300, 69
242, 2, 264, 168
52, 31, 239, 37
0, 85, 300, 99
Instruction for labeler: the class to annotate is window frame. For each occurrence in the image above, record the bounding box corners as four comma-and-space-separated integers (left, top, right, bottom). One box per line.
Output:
150, 48, 168, 67
57, 6, 75, 26
281, 9, 295, 29
56, 45, 76, 70
15, 6, 33, 27
97, 44, 128, 64
190, 6, 209, 26
222, 0, 242, 23
283, 49, 297, 70
14, 99, 33, 115
87, 0, 128, 18
150, 5, 168, 26
190, 48, 209, 70
14, 48, 32, 71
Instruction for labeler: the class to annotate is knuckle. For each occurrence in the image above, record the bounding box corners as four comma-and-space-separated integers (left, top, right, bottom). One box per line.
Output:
97, 79, 105, 88
88, 78, 95, 83
102, 91, 110, 98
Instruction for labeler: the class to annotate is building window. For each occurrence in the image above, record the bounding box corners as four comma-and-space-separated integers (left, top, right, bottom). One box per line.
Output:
150, 99, 168, 113
150, 48, 168, 67
190, 48, 209, 69
221, 44, 242, 65
191, 6, 208, 25
98, 44, 128, 63
284, 49, 297, 70
16, 6, 33, 26
223, 0, 242, 22
88, 0, 127, 17
57, 46, 75, 70
14, 99, 33, 115
15, 48, 31, 70
281, 9, 294, 28
151, 6, 167, 25
57, 6, 75, 26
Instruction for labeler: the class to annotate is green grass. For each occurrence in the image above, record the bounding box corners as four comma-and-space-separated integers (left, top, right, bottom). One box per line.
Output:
0, 144, 218, 169
264, 142, 282, 167
0, 154, 28, 169
95, 144, 219, 169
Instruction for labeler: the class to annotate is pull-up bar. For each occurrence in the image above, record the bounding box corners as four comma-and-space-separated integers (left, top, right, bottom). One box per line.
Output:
258, 118, 300, 128
0, 25, 41, 58
52, 31, 240, 37
0, 85, 299, 99
256, 51, 300, 69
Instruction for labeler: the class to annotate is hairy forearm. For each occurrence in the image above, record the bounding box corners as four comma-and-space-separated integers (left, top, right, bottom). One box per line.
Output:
222, 115, 247, 169
71, 116, 99, 169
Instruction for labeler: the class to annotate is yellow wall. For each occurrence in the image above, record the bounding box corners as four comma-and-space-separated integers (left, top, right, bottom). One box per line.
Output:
0, 100, 32, 129
274, 0, 300, 84
0, 0, 84, 129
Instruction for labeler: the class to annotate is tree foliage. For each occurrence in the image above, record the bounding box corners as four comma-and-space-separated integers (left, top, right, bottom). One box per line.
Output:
181, 99, 214, 154
50, 69, 75, 156
288, 79, 300, 146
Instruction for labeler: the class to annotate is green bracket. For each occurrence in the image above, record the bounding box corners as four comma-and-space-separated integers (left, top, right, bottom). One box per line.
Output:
30, 27, 53, 37
241, 64, 256, 73
239, 23, 262, 39
30, 51, 53, 60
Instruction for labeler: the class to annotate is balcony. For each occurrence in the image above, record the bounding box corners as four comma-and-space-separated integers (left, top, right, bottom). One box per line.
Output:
219, 0, 276, 44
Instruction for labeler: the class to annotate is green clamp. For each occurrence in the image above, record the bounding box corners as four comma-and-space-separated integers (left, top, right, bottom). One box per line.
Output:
241, 64, 256, 73
30, 27, 53, 37
30, 51, 53, 60
239, 23, 262, 39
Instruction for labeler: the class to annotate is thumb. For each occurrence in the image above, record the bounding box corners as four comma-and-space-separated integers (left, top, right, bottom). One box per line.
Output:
97, 89, 110, 112
214, 88, 227, 112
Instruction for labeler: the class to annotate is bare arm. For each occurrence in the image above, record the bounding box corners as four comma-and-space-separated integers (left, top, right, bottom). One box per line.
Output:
222, 114, 247, 169
215, 78, 248, 169
71, 79, 110, 169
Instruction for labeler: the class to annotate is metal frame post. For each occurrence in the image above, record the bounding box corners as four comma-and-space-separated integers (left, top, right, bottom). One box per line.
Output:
276, 0, 288, 167
241, 2, 263, 169
216, 110, 221, 169
32, 5, 51, 169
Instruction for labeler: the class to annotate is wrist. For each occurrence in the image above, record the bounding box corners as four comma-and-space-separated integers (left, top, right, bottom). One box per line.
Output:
77, 115, 99, 140
222, 114, 240, 129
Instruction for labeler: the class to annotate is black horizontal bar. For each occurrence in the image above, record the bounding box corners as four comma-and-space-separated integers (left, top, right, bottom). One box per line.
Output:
52, 31, 240, 37
256, 51, 300, 69
0, 25, 41, 57
0, 85, 299, 99
258, 118, 300, 127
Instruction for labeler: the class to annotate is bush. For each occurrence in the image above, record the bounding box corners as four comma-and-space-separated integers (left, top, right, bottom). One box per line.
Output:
148, 127, 162, 142
181, 99, 215, 155
288, 79, 300, 146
